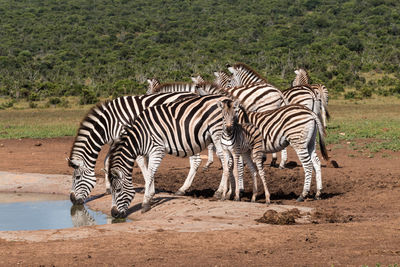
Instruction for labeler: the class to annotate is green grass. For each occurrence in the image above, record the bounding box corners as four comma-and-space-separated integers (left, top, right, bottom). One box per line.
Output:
0, 107, 87, 139
325, 98, 400, 152
1, 97, 400, 153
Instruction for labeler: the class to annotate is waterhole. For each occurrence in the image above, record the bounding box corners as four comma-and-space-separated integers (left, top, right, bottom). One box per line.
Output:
0, 192, 128, 231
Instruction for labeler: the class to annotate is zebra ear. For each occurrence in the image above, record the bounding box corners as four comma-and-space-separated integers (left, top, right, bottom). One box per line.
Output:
217, 101, 224, 110
294, 70, 300, 75
146, 79, 152, 84
213, 72, 219, 77
191, 77, 197, 83
227, 66, 235, 74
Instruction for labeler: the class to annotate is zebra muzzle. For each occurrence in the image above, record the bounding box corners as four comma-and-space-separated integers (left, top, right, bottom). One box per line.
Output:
111, 206, 127, 218
70, 192, 84, 205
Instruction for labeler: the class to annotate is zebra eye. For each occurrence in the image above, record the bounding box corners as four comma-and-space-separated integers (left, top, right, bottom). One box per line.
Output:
116, 188, 121, 194
75, 175, 81, 180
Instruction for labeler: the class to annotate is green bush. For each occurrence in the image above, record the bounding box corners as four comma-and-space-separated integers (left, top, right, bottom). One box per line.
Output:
79, 87, 98, 105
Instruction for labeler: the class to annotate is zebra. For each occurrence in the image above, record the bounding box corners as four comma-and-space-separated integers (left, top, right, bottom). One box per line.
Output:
218, 99, 270, 204
293, 68, 330, 128
146, 78, 161, 94
68, 92, 197, 205
107, 94, 233, 218
245, 104, 329, 202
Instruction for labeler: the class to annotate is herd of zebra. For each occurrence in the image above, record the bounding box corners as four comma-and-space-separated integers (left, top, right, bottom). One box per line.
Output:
67, 63, 330, 218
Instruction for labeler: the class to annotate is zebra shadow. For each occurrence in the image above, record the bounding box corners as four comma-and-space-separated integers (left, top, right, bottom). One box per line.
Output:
124, 196, 178, 217
84, 193, 107, 204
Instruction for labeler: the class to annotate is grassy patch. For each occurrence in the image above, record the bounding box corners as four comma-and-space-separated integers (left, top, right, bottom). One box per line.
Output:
325, 97, 400, 152
0, 108, 87, 139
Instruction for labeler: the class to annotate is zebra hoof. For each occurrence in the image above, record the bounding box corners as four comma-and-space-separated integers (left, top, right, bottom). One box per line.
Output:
174, 190, 185, 196
296, 196, 305, 202
278, 165, 286, 170
234, 197, 240, 202
141, 203, 151, 213
314, 195, 322, 200
213, 191, 222, 199
105, 188, 111, 195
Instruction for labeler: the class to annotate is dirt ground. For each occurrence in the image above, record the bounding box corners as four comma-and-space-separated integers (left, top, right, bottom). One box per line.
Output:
0, 137, 400, 266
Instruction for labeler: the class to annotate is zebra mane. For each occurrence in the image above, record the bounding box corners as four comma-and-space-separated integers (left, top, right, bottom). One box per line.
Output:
152, 82, 195, 94
69, 100, 110, 159
231, 62, 268, 83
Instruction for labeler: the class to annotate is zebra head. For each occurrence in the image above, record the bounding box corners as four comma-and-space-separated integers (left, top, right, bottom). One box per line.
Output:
146, 78, 161, 94
218, 99, 240, 136
191, 75, 205, 84
293, 68, 310, 86
213, 71, 232, 88
109, 167, 135, 218
68, 158, 96, 205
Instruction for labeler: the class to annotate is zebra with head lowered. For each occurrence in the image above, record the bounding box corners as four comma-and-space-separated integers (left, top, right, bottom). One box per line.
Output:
293, 68, 330, 128
68, 92, 197, 205
107, 95, 232, 218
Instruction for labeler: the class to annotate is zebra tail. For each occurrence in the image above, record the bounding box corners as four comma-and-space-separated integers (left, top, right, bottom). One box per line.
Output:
314, 111, 330, 161
325, 105, 331, 121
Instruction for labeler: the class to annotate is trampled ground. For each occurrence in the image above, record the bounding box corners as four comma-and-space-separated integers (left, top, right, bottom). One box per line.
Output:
0, 137, 400, 266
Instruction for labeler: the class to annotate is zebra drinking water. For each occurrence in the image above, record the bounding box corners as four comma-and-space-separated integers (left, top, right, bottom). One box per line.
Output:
107, 95, 232, 218
68, 92, 197, 205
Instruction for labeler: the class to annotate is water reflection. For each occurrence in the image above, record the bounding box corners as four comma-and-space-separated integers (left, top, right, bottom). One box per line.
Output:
0, 193, 129, 231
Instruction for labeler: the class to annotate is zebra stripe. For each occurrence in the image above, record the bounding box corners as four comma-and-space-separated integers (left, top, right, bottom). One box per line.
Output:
218, 100, 270, 203
213, 71, 232, 88
246, 104, 329, 201
68, 92, 196, 205
107, 95, 232, 217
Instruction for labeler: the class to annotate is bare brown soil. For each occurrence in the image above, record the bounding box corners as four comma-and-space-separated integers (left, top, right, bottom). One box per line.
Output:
0, 137, 400, 266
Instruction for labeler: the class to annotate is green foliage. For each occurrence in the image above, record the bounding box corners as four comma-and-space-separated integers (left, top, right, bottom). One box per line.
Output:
0, 0, 399, 100
79, 87, 98, 105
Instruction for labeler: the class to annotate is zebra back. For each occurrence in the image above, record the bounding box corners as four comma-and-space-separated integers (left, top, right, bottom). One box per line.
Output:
69, 92, 196, 167
282, 85, 320, 113
108, 94, 231, 175
246, 104, 329, 160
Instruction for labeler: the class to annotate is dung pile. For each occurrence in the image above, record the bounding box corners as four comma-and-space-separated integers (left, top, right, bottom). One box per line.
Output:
310, 208, 353, 224
256, 208, 301, 225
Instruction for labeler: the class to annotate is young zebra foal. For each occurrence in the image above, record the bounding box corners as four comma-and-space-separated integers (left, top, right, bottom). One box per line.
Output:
218, 100, 270, 204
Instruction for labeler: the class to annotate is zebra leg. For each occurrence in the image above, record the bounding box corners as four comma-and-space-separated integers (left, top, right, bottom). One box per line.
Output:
142, 150, 165, 213
270, 153, 278, 168
202, 143, 215, 171
219, 151, 232, 201
242, 154, 258, 203
279, 149, 288, 169
293, 146, 314, 202
213, 144, 231, 199
232, 154, 241, 201
175, 154, 202, 195
238, 155, 245, 195
309, 133, 323, 200
103, 150, 111, 194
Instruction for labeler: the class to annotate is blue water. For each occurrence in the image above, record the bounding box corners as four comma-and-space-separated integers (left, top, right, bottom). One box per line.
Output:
0, 194, 128, 231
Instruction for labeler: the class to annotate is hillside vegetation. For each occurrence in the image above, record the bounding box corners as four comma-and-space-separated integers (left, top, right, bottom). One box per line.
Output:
1, 0, 400, 106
